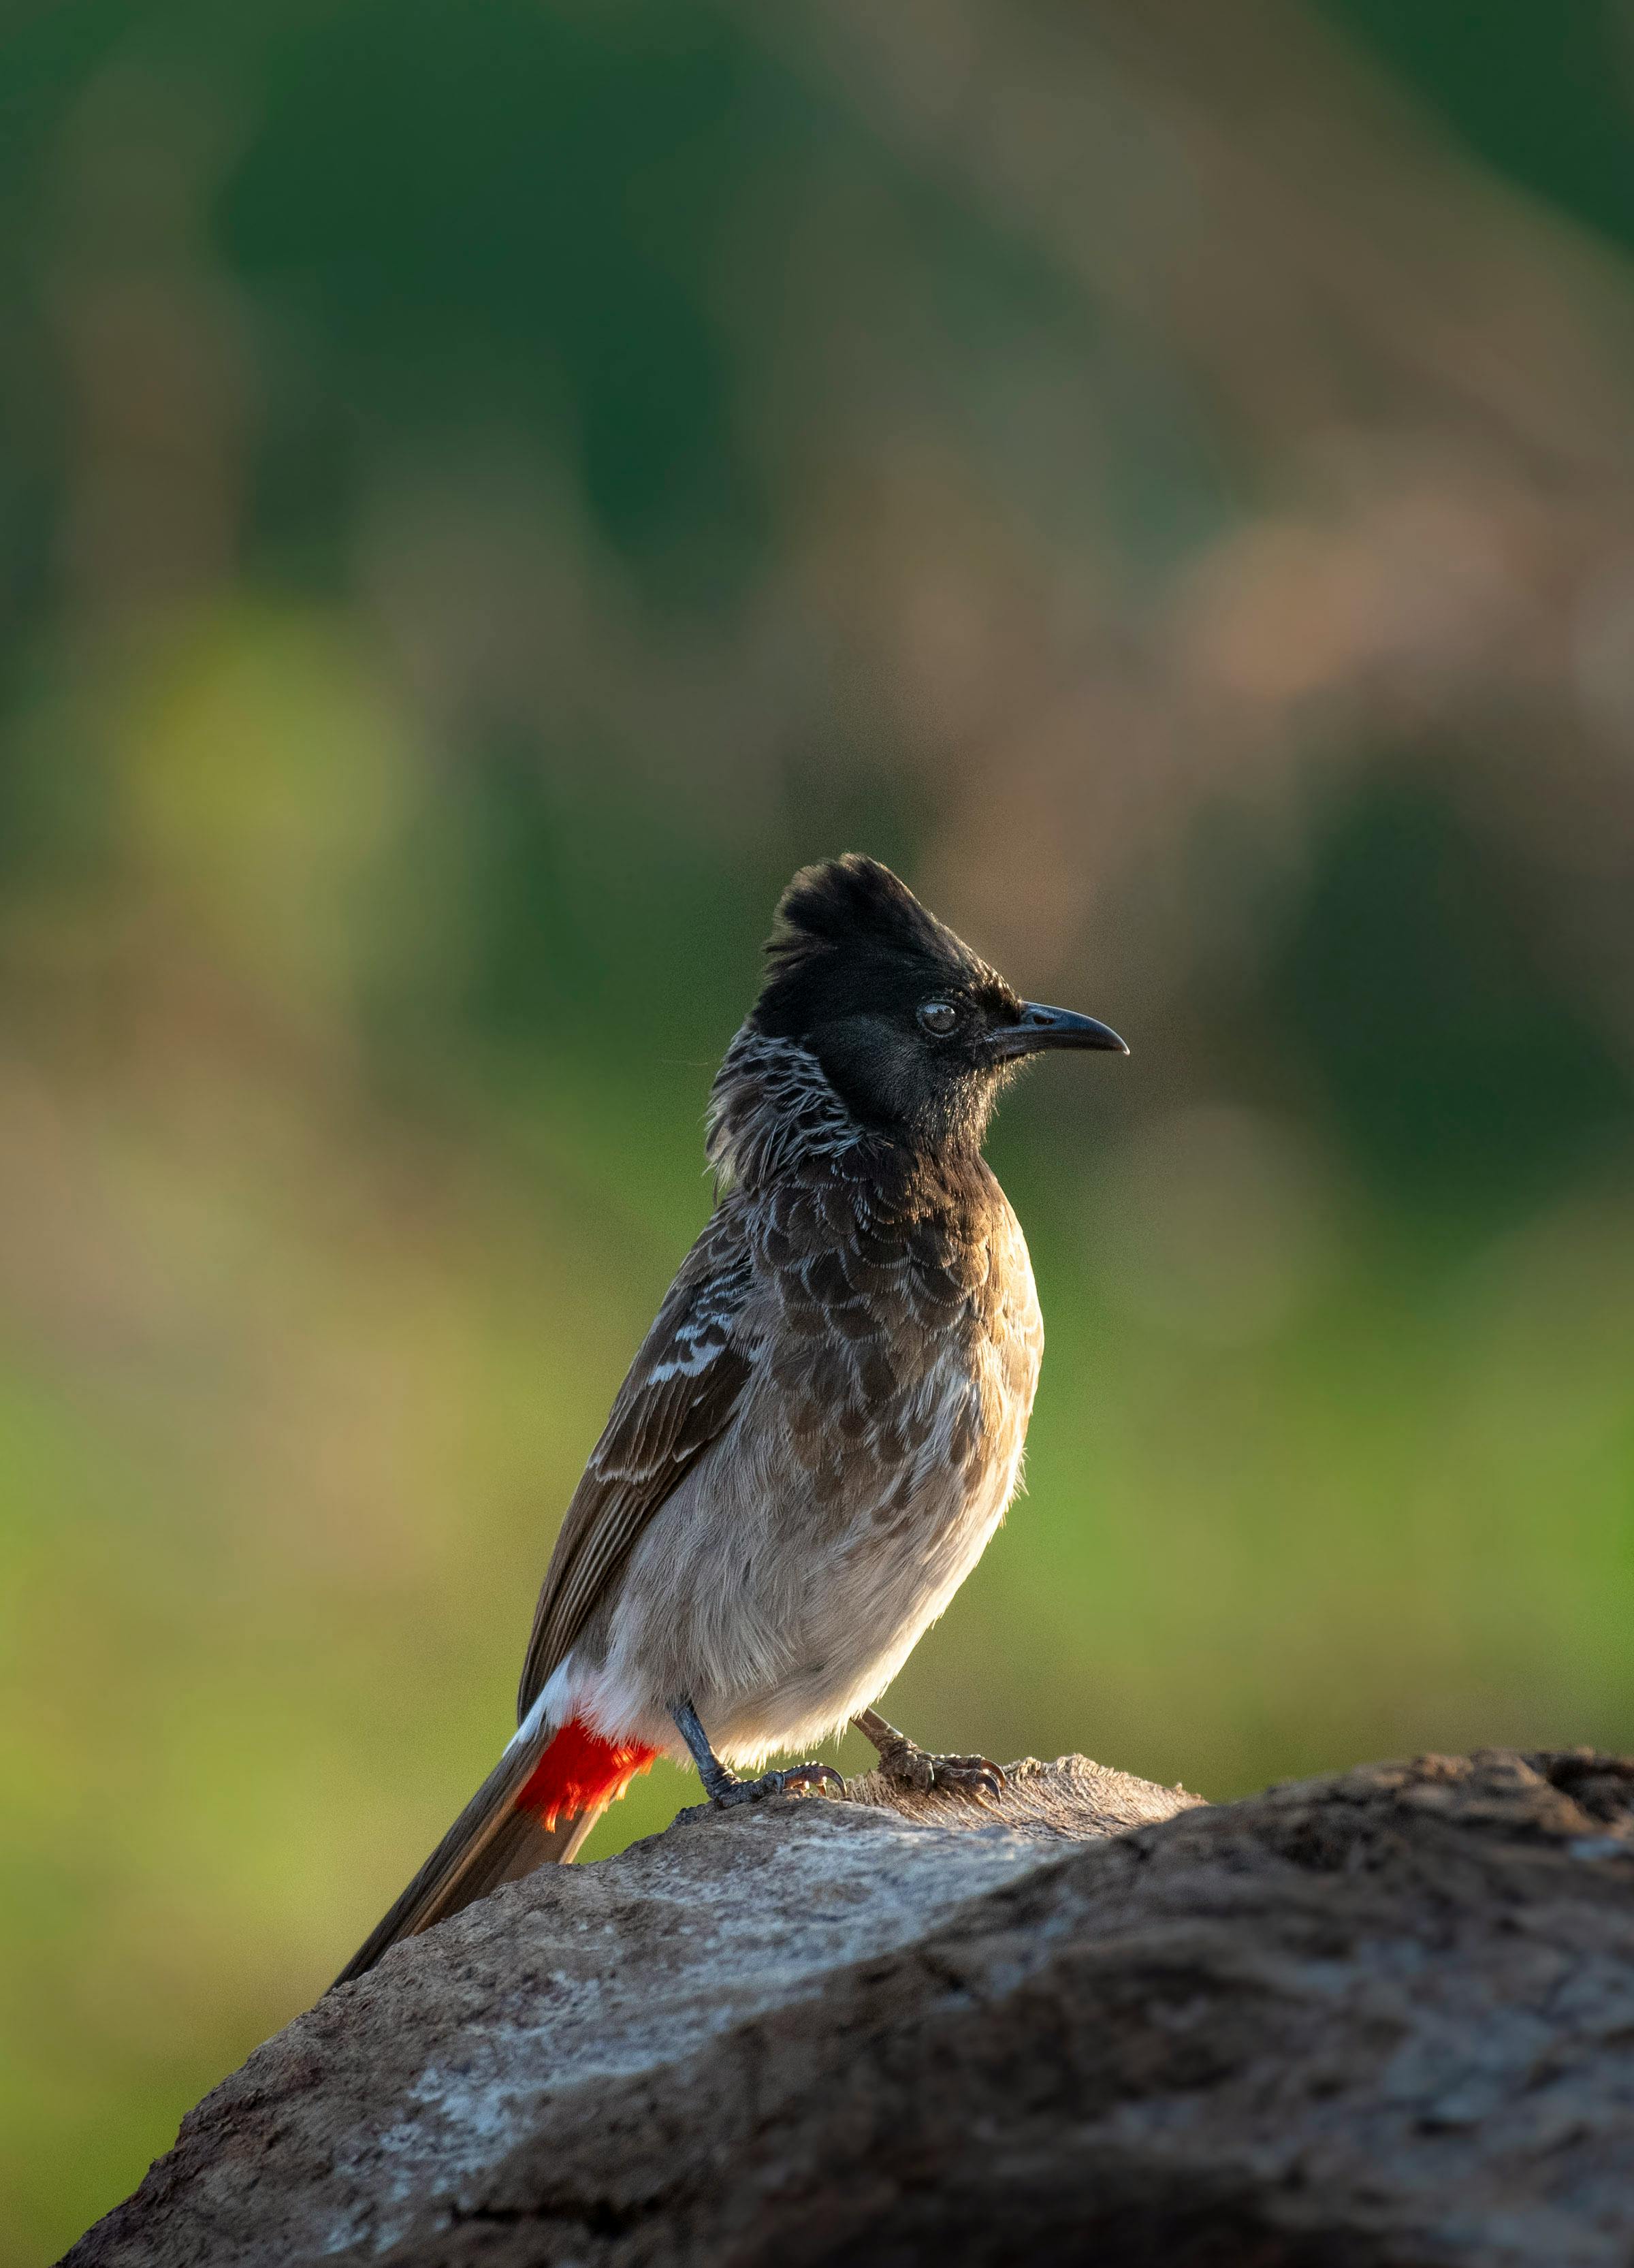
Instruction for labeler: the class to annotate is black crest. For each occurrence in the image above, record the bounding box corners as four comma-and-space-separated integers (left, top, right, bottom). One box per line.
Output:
755, 855, 1008, 1040
769, 855, 953, 970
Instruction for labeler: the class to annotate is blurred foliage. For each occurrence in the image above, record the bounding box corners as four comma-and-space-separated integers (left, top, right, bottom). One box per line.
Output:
4, 1, 1634, 2258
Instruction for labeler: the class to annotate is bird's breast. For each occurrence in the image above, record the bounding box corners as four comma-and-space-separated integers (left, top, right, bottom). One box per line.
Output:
751, 1160, 1042, 1542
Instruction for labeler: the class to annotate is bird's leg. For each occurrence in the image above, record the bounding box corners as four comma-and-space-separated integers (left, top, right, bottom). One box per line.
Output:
671, 1699, 844, 1810
852, 1707, 1006, 1801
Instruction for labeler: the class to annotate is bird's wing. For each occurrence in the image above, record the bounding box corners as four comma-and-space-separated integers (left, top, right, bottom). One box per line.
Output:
516, 1207, 757, 1720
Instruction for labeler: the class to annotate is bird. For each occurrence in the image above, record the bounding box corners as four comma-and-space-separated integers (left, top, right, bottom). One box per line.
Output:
335, 854, 1125, 1984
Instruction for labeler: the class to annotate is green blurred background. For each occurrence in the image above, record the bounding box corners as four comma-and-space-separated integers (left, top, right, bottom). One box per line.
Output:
5, 1, 1634, 2255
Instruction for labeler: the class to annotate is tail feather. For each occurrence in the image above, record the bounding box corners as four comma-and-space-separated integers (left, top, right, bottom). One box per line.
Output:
333, 1717, 658, 1987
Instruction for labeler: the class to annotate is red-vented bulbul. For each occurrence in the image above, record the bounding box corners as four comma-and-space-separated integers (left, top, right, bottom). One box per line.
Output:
336, 855, 1125, 1983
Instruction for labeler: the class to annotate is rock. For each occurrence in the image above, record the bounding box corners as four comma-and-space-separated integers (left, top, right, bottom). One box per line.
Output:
62, 1749, 1634, 2268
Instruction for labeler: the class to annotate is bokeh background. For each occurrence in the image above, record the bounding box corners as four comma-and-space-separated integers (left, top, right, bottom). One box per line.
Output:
5, 1, 1634, 2255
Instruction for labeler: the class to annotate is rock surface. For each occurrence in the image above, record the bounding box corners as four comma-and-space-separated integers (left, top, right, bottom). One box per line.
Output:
63, 1748, 1634, 2268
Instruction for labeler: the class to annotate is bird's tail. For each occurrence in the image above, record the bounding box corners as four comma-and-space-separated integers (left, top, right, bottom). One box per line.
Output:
333, 1717, 659, 1986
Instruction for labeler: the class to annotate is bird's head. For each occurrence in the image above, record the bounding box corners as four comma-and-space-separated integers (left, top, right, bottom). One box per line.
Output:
751, 855, 1126, 1153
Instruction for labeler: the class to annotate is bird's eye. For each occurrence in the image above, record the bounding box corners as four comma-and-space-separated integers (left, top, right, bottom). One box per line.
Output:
918, 1000, 960, 1036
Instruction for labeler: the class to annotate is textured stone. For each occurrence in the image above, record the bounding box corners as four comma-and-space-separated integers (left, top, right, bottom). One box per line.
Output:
63, 1749, 1634, 2267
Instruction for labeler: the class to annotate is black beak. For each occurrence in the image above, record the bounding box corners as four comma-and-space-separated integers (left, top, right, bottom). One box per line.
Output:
986, 1002, 1130, 1063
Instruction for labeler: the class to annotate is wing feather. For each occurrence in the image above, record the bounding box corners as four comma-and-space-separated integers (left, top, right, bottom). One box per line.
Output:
516, 1209, 756, 1719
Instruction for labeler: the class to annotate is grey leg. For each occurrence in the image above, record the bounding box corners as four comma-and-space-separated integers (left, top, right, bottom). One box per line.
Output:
671, 1699, 844, 1810
853, 1706, 1006, 1800
671, 1697, 741, 1802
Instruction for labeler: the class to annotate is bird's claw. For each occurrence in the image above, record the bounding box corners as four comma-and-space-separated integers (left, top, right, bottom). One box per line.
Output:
879, 1745, 1006, 1802
711, 1759, 845, 1809
778, 1760, 847, 1799
940, 1755, 1008, 1801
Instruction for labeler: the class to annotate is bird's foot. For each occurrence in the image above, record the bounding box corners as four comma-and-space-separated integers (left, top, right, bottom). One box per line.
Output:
709, 1760, 846, 1809
874, 1740, 1006, 1802
670, 1701, 844, 1815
